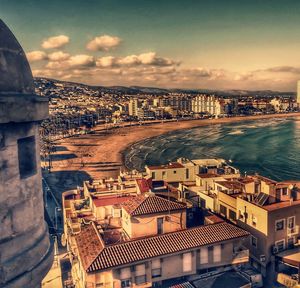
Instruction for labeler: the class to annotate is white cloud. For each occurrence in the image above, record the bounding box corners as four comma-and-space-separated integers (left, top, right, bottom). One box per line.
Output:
26, 50, 47, 62
48, 51, 70, 61
96, 56, 117, 67
68, 54, 94, 67
42, 35, 70, 49
86, 35, 121, 51
46, 54, 95, 70
96, 52, 176, 68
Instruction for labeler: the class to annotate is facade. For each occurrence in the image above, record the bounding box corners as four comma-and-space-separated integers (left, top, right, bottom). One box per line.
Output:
62, 162, 250, 288
129, 98, 140, 116
0, 20, 53, 287
297, 80, 300, 105
192, 95, 225, 116
183, 171, 300, 285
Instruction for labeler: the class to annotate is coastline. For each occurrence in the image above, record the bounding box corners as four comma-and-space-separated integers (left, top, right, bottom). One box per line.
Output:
43, 112, 300, 202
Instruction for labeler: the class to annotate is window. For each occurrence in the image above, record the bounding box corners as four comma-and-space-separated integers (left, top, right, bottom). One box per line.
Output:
213, 245, 221, 263
18, 136, 37, 179
162, 171, 166, 179
135, 264, 146, 285
275, 219, 285, 231
287, 216, 295, 230
182, 252, 192, 272
275, 239, 285, 252
288, 237, 295, 248
251, 236, 257, 248
173, 170, 177, 174
229, 210, 236, 221
120, 267, 131, 288
186, 168, 189, 179
157, 217, 164, 234
219, 204, 227, 217
252, 215, 257, 226
200, 247, 208, 264
151, 172, 156, 179
121, 279, 131, 288
151, 259, 162, 278
282, 188, 288, 196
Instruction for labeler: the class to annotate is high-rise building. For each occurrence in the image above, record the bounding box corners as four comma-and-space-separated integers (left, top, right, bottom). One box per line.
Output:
128, 98, 140, 116
0, 20, 53, 287
297, 80, 300, 104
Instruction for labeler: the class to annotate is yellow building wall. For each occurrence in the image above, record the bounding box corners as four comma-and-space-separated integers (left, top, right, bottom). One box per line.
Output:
122, 209, 186, 239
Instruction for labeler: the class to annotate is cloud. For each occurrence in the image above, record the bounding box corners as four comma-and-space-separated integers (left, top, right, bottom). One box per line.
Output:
96, 56, 117, 67
96, 52, 177, 68
26, 51, 47, 62
42, 35, 70, 49
234, 72, 254, 81
48, 51, 70, 61
263, 66, 300, 74
86, 35, 121, 51
46, 54, 95, 70
68, 54, 95, 67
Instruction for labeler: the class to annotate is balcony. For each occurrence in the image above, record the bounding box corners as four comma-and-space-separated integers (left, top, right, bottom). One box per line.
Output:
232, 249, 249, 265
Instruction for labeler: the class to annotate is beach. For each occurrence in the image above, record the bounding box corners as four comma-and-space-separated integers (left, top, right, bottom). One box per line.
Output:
43, 112, 300, 202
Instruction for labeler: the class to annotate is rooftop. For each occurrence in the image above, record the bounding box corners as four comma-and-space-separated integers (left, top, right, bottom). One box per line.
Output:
92, 195, 134, 207
147, 162, 184, 170
75, 222, 249, 272
121, 194, 186, 216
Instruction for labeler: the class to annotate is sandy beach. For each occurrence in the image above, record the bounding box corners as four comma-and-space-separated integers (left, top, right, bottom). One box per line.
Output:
43, 112, 300, 202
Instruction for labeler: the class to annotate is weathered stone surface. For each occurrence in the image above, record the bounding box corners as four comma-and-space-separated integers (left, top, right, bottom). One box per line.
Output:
0, 20, 34, 95
0, 20, 53, 288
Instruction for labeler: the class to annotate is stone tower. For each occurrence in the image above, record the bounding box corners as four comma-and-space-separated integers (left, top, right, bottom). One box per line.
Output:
0, 20, 53, 287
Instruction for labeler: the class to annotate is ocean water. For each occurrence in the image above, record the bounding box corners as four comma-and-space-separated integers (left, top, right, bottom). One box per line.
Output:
123, 117, 300, 181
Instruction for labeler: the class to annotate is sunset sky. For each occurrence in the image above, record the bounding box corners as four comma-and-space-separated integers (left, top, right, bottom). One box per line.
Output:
1, 0, 300, 91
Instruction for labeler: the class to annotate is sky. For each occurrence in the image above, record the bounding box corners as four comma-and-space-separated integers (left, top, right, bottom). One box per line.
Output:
1, 0, 300, 91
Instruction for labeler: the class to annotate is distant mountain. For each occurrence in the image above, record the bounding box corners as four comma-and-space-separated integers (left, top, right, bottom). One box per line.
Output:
34, 77, 295, 98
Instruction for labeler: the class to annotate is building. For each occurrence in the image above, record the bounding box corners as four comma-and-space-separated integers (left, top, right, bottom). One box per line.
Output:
192, 95, 225, 116
64, 191, 249, 288
62, 164, 250, 288
297, 80, 300, 105
145, 158, 239, 183
184, 171, 300, 285
0, 20, 53, 287
129, 98, 140, 116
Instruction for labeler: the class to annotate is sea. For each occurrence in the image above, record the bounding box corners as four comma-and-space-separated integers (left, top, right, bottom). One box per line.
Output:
123, 117, 300, 181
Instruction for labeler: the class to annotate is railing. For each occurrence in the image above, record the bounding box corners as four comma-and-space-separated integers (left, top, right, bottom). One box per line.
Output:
232, 249, 249, 265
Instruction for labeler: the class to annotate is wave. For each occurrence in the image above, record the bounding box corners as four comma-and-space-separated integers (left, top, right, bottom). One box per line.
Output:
228, 129, 244, 135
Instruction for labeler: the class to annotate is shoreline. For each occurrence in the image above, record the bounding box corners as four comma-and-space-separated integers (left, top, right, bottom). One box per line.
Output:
43, 112, 300, 202
119, 112, 300, 170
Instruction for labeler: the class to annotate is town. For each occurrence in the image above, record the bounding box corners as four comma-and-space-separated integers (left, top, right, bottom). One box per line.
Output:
60, 157, 300, 288
36, 77, 298, 143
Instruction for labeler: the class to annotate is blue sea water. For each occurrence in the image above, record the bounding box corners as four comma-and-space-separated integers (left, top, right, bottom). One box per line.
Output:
123, 117, 300, 181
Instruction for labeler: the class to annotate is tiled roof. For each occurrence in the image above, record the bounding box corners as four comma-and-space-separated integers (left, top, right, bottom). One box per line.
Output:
136, 178, 151, 193
76, 222, 249, 272
75, 223, 105, 270
121, 194, 186, 216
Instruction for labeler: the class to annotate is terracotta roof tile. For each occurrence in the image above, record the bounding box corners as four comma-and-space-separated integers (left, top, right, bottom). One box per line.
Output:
75, 223, 105, 270
121, 194, 186, 216
79, 222, 249, 272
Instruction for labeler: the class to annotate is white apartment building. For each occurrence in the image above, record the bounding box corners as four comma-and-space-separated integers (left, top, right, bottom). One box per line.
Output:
192, 95, 224, 116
